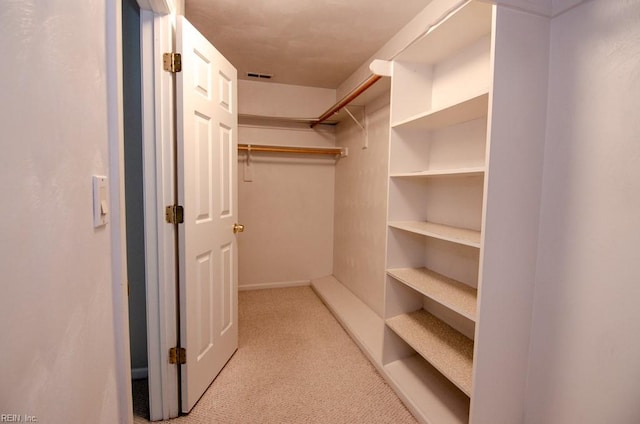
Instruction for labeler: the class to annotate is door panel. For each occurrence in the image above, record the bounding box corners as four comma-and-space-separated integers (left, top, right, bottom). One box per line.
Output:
220, 243, 233, 334
195, 114, 212, 223
176, 15, 238, 413
219, 124, 232, 217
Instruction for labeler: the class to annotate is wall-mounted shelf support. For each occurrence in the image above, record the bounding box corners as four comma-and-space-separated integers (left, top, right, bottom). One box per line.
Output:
343, 106, 365, 132
343, 105, 369, 149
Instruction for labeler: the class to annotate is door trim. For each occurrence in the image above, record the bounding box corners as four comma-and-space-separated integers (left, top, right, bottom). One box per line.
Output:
139, 7, 180, 421
107, 0, 134, 422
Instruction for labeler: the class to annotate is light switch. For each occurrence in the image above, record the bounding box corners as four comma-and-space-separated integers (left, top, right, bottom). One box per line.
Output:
93, 176, 109, 227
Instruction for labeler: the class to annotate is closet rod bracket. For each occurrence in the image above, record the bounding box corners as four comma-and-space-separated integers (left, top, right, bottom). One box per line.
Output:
343, 105, 368, 149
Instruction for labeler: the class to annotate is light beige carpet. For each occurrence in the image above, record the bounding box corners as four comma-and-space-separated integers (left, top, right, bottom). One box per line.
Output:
134, 286, 417, 423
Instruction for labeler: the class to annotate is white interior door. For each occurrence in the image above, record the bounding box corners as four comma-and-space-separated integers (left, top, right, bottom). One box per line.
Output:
175, 15, 239, 413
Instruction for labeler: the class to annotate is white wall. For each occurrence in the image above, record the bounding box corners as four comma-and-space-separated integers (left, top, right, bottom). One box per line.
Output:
0, 1, 125, 423
526, 1, 640, 422
237, 80, 337, 288
239, 79, 336, 118
333, 96, 390, 317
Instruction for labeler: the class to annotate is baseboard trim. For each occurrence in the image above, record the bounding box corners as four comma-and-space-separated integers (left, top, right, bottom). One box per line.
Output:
131, 367, 148, 380
239, 280, 311, 291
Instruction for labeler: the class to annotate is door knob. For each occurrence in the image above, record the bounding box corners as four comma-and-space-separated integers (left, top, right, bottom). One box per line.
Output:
233, 223, 245, 234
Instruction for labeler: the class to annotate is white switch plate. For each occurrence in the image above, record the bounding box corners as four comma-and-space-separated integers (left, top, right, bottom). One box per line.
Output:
93, 176, 109, 227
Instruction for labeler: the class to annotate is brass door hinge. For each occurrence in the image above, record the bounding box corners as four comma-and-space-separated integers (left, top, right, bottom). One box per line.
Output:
165, 205, 184, 224
169, 347, 186, 365
163, 52, 182, 73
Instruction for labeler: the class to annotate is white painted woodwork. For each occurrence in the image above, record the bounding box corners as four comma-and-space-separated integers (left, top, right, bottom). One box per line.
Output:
388, 268, 477, 321
390, 167, 485, 178
381, 1, 551, 422
176, 16, 238, 413
139, 10, 180, 420
470, 7, 550, 423
311, 275, 471, 424
388, 176, 485, 232
386, 310, 474, 396
390, 117, 487, 177
311, 276, 384, 364
136, 0, 174, 14
388, 222, 481, 249
392, 93, 489, 131
384, 356, 471, 424
369, 59, 393, 77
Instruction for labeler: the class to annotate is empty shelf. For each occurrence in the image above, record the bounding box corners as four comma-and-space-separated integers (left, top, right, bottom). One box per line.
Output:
386, 310, 473, 396
390, 167, 485, 178
388, 221, 481, 248
384, 355, 470, 424
392, 93, 488, 131
388, 268, 477, 321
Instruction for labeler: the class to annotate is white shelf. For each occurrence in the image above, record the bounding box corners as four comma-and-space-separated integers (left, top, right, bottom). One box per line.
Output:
384, 356, 470, 424
312, 276, 471, 423
388, 267, 477, 322
311, 275, 384, 365
390, 167, 485, 179
395, 1, 493, 65
388, 221, 481, 248
392, 92, 488, 131
386, 310, 474, 396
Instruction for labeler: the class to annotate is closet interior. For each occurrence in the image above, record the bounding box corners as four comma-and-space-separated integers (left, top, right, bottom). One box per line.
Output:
240, 1, 549, 423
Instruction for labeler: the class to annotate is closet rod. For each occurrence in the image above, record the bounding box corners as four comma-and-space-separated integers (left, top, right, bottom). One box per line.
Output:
310, 74, 382, 128
238, 144, 345, 157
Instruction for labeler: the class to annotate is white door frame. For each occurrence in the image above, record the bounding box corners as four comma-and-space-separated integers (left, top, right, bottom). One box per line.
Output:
106, 0, 133, 422
109, 0, 184, 422
138, 0, 183, 420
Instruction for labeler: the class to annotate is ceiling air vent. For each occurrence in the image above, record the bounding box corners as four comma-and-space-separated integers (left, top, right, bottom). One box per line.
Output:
247, 72, 273, 80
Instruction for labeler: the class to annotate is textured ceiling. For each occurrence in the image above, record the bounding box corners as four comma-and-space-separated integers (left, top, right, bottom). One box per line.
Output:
185, 0, 432, 88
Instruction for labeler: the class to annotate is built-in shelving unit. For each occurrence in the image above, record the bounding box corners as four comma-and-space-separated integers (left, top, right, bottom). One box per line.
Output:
382, 1, 493, 422
311, 1, 550, 422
